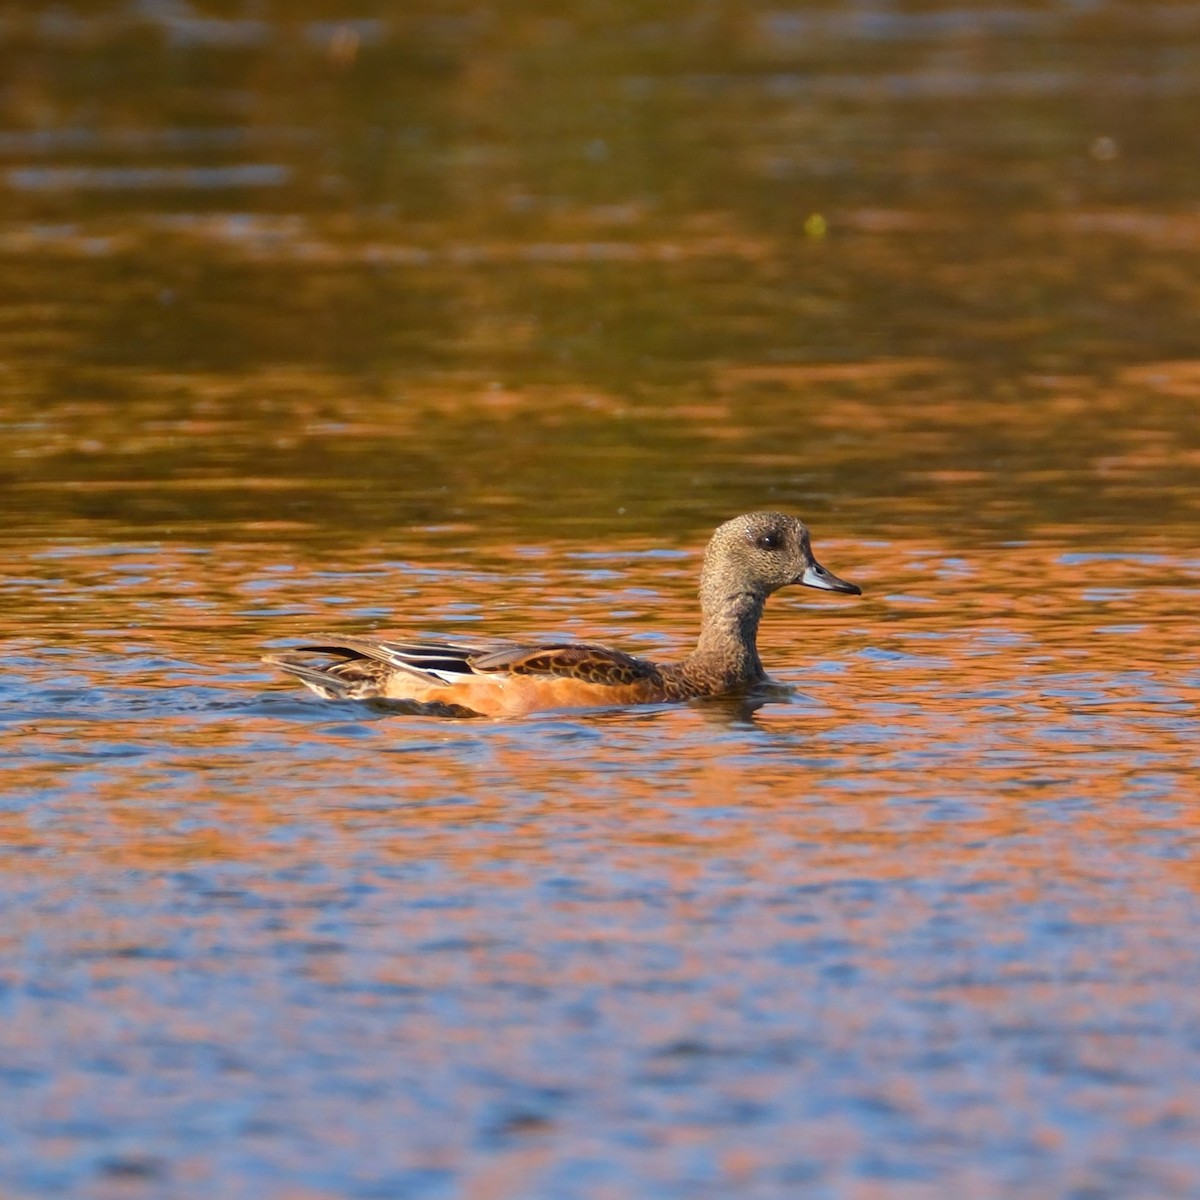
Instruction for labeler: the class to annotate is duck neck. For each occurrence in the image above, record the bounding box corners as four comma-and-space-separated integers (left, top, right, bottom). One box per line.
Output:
685, 587, 767, 685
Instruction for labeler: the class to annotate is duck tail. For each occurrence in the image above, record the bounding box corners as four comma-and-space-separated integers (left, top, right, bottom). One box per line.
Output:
261, 652, 364, 700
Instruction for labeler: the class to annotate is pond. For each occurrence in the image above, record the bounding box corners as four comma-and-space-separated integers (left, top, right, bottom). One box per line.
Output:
3, 3, 1200, 1197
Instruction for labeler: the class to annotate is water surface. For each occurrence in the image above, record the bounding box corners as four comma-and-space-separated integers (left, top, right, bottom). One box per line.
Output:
3, 3, 1200, 1197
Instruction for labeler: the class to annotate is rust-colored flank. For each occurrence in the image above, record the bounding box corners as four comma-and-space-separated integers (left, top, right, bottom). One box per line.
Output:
263, 512, 862, 717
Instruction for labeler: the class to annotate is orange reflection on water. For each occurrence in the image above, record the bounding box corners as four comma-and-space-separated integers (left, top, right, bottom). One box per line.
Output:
4, 530, 1196, 880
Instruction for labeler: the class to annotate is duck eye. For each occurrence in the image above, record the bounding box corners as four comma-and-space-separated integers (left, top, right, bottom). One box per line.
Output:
754, 532, 780, 551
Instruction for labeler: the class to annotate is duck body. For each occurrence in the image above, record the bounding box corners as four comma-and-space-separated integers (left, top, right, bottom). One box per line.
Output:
264, 512, 861, 717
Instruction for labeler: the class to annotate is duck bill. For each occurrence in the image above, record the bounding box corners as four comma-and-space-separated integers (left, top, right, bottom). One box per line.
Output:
799, 561, 862, 595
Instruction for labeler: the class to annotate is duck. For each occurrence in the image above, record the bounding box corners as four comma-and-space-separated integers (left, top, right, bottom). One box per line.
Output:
263, 511, 861, 717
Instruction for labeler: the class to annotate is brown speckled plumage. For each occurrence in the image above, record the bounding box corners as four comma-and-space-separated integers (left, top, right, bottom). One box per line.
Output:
264, 512, 861, 717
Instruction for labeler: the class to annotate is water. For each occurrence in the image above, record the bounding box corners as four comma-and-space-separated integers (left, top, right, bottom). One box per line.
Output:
3, 3, 1200, 1197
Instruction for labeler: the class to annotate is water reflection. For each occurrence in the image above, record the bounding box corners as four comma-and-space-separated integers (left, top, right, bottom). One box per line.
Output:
3, 1, 1200, 1197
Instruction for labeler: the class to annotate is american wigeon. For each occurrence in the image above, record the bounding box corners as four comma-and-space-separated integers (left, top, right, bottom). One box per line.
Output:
264, 511, 861, 717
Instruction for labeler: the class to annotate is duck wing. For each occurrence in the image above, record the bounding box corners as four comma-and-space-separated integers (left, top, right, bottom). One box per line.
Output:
265, 634, 661, 697
262, 633, 505, 699
468, 642, 661, 687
